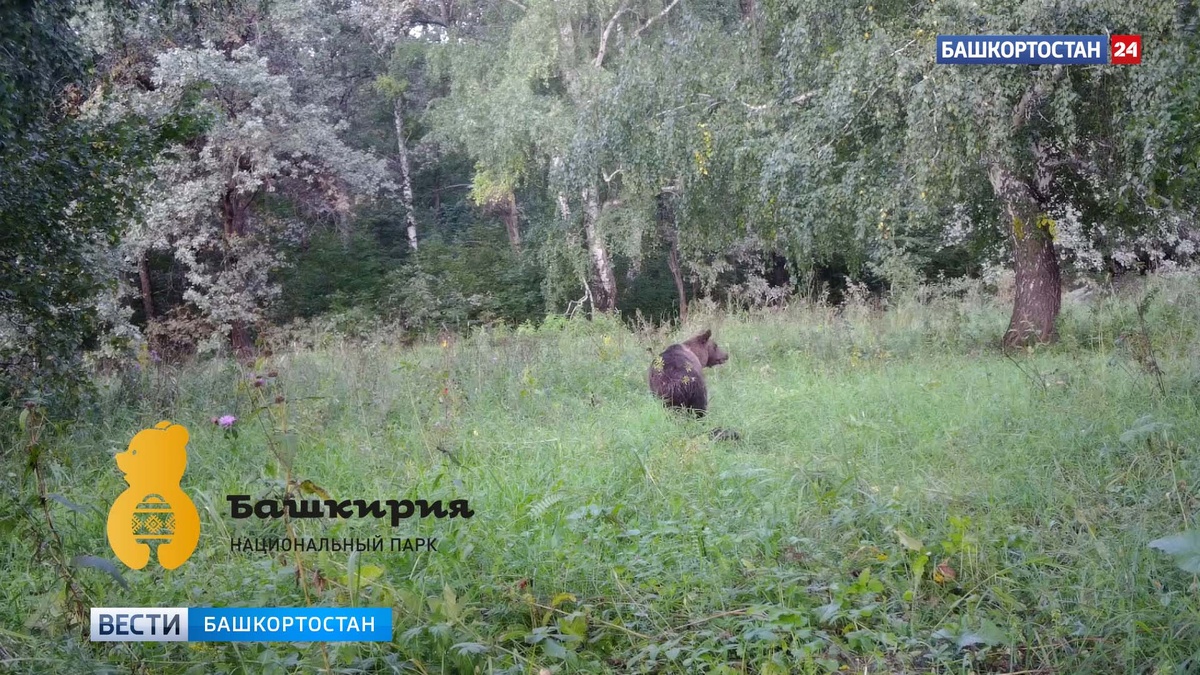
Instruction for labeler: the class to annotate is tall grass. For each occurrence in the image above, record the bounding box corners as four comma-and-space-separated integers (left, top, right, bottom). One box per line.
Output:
1, 270, 1198, 673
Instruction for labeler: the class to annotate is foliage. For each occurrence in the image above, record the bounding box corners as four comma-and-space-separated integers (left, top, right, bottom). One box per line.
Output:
112, 41, 392, 351
0, 0, 164, 410
272, 232, 390, 322
379, 225, 544, 335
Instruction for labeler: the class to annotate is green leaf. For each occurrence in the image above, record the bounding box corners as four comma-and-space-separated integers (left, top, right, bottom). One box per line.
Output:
542, 637, 568, 659
72, 555, 130, 590
895, 529, 924, 552
814, 601, 841, 623
550, 592, 576, 608
452, 642, 489, 656
1120, 416, 1171, 445
299, 480, 331, 500
441, 584, 459, 621
558, 613, 587, 641
356, 564, 384, 587
47, 493, 89, 514
957, 618, 1007, 649
1148, 531, 1200, 573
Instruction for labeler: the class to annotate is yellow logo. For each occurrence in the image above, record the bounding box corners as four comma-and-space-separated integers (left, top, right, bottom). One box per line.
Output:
106, 421, 200, 570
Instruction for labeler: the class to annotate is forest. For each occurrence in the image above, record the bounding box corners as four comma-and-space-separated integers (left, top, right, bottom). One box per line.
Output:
2, 0, 1200, 672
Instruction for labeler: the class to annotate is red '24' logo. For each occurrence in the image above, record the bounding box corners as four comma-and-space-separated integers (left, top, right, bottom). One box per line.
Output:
1110, 35, 1142, 65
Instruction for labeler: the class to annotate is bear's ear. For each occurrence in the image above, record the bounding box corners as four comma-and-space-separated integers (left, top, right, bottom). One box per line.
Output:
699, 329, 712, 342
162, 423, 190, 447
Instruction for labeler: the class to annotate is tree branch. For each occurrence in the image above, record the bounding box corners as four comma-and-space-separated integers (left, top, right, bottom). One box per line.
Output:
410, 15, 449, 28
594, 1, 630, 68
741, 88, 818, 112
789, 90, 818, 107
1011, 65, 1065, 131
633, 0, 680, 39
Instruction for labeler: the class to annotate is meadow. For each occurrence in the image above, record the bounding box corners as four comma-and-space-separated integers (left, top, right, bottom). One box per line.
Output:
2, 271, 1199, 674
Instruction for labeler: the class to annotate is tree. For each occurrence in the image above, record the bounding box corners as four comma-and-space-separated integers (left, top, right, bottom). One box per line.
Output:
429, 0, 703, 315
571, 11, 780, 318
0, 0, 159, 406
341, 0, 456, 253
117, 43, 391, 355
766, 0, 1194, 347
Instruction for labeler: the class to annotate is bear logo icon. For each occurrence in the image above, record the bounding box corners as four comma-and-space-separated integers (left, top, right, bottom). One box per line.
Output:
107, 421, 200, 570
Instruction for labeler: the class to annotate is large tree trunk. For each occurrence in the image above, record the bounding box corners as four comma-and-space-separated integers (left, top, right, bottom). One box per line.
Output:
138, 253, 155, 321
221, 186, 256, 358
581, 186, 617, 313
987, 162, 1062, 349
1007, 221, 1061, 348
393, 98, 418, 251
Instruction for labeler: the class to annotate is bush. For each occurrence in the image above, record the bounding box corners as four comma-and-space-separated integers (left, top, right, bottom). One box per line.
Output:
378, 224, 544, 336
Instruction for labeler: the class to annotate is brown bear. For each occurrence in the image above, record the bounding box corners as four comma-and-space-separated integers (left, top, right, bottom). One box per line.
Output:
648, 329, 729, 418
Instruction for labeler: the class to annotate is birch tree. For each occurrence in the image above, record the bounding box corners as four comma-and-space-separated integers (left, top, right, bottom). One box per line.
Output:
767, 0, 1196, 347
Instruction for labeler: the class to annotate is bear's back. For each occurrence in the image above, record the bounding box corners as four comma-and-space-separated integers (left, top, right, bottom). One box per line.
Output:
648, 343, 707, 411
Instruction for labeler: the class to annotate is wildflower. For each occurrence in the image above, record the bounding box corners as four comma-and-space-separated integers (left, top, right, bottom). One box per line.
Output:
253, 378, 265, 388
214, 415, 237, 428
274, 395, 285, 404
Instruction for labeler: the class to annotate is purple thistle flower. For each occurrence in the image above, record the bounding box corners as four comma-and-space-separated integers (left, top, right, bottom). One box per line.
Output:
215, 415, 237, 428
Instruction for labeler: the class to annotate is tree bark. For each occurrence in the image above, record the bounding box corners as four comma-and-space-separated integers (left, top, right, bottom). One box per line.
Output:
220, 183, 256, 358
138, 253, 155, 321
582, 186, 617, 313
987, 162, 1061, 349
665, 225, 688, 324
222, 188, 249, 237
393, 97, 419, 251
230, 321, 254, 359
500, 192, 521, 254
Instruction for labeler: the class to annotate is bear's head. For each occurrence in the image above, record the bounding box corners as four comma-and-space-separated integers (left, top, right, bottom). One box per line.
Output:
116, 421, 189, 486
683, 329, 729, 368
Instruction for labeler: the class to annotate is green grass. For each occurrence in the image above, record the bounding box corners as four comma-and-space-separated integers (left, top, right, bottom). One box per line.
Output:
2, 272, 1200, 674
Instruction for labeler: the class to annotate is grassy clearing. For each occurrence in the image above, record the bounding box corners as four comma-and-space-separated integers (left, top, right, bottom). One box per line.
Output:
2, 272, 1199, 674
